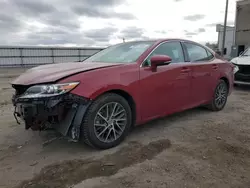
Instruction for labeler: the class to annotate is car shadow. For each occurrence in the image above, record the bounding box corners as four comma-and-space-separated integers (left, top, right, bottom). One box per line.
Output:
39, 106, 209, 153
131, 106, 210, 134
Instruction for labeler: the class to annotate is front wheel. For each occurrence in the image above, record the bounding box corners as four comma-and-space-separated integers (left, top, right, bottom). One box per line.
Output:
80, 93, 132, 149
207, 79, 229, 111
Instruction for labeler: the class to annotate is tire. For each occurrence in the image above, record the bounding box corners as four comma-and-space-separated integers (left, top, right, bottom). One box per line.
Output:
80, 93, 132, 149
207, 79, 229, 111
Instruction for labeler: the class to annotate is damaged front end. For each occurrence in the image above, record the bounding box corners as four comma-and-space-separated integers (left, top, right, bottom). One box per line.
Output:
12, 82, 91, 141
233, 64, 250, 85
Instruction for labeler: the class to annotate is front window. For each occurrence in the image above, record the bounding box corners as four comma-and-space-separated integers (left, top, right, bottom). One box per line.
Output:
144, 41, 185, 66
242, 47, 250, 56
83, 41, 155, 63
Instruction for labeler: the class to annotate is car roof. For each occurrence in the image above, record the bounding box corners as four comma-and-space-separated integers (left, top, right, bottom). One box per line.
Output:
125, 38, 216, 55
112, 38, 213, 53
123, 38, 200, 44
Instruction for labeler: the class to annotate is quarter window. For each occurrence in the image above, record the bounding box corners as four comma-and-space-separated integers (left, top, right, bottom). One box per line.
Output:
184, 43, 213, 62
144, 42, 184, 66
206, 50, 214, 61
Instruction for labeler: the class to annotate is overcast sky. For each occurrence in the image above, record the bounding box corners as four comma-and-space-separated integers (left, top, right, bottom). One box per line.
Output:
0, 0, 238, 47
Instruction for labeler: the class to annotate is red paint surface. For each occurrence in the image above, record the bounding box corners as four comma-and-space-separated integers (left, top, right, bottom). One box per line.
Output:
12, 39, 234, 125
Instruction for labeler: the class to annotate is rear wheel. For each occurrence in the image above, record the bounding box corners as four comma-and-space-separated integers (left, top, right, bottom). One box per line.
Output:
81, 93, 132, 149
207, 79, 228, 111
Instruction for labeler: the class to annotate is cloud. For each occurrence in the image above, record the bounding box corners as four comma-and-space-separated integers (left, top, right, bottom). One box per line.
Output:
198, 28, 206, 33
183, 28, 205, 38
9, 0, 55, 17
71, 0, 135, 20
19, 28, 95, 46
185, 32, 198, 36
39, 11, 81, 30
45, 18, 81, 30
155, 30, 168, 34
83, 27, 119, 42
119, 27, 147, 40
72, 6, 135, 20
0, 0, 131, 46
16, 26, 119, 46
0, 0, 239, 46
0, 14, 21, 32
183, 14, 206, 21
74, 0, 126, 7
5, 0, 81, 31
0, 13, 23, 44
183, 30, 198, 38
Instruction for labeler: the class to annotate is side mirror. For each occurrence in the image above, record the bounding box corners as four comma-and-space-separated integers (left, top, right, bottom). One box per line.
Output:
150, 55, 172, 70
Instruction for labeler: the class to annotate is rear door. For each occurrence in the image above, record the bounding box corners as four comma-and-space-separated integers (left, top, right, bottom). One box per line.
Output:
139, 41, 193, 121
182, 42, 217, 105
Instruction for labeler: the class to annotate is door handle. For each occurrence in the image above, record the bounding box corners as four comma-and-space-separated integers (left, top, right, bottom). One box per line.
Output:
212, 64, 218, 69
180, 68, 191, 73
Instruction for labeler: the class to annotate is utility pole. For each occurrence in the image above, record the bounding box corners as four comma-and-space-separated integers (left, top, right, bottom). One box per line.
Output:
221, 0, 229, 57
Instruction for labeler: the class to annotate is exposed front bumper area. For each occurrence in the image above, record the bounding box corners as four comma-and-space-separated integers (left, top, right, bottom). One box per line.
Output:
12, 93, 91, 141
234, 64, 250, 85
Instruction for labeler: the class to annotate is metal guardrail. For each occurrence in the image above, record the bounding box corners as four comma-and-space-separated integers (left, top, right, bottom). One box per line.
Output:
0, 46, 104, 67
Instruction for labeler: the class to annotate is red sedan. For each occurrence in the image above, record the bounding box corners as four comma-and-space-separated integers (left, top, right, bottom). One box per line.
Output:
11, 39, 234, 149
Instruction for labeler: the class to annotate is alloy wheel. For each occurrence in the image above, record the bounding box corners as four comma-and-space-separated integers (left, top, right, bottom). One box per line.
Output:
93, 102, 127, 143
215, 82, 228, 108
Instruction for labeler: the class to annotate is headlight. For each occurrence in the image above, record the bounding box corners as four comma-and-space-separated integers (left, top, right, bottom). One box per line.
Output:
233, 64, 239, 74
230, 59, 239, 74
20, 82, 79, 98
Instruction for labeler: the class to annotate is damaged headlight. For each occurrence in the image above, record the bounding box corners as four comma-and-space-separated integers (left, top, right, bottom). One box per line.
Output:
19, 82, 79, 98
233, 65, 239, 74
231, 61, 239, 74
230, 58, 239, 74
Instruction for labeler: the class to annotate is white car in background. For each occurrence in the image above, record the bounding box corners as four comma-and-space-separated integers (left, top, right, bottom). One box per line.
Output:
231, 47, 250, 85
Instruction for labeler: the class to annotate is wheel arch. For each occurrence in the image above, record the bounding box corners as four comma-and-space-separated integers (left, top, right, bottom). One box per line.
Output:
101, 89, 137, 126
220, 77, 229, 90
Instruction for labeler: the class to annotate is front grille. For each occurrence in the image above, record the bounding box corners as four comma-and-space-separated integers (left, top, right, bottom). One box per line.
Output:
235, 73, 250, 82
237, 65, 250, 74
235, 64, 250, 82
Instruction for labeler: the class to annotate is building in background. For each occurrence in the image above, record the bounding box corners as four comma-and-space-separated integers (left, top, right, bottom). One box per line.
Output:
234, 0, 250, 56
216, 24, 235, 58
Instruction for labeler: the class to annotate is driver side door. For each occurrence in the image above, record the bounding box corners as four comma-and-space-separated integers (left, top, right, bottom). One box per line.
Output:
139, 41, 192, 121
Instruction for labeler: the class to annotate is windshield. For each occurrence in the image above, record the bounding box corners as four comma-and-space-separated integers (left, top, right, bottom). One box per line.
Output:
84, 41, 155, 63
242, 47, 250, 56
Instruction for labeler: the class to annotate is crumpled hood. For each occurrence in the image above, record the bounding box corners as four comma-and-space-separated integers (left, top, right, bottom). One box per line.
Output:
231, 56, 250, 65
12, 62, 123, 85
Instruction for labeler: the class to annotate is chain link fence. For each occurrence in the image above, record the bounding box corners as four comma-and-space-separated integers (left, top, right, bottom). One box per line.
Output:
0, 46, 104, 67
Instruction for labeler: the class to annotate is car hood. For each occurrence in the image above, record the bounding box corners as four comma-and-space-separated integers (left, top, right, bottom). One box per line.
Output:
12, 62, 123, 85
231, 56, 250, 65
